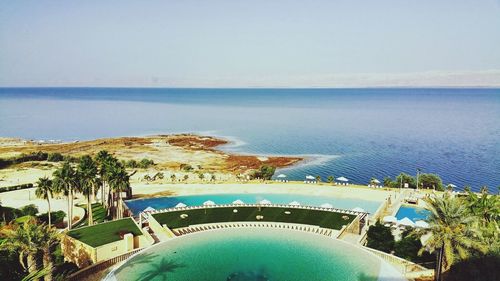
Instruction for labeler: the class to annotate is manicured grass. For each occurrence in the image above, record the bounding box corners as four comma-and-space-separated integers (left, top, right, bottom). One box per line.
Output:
74, 203, 109, 228
152, 207, 356, 230
67, 218, 142, 247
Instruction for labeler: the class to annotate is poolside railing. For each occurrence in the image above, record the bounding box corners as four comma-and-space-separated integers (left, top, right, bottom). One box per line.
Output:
143, 203, 369, 217
67, 248, 144, 281
362, 246, 429, 274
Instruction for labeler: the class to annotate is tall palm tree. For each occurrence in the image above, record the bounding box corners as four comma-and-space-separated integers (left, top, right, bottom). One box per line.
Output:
95, 150, 112, 206
0, 218, 43, 277
108, 164, 130, 219
52, 162, 76, 230
420, 194, 487, 281
35, 177, 53, 228
39, 224, 60, 281
77, 155, 98, 226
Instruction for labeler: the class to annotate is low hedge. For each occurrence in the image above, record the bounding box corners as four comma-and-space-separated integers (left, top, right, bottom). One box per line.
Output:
0, 183, 34, 193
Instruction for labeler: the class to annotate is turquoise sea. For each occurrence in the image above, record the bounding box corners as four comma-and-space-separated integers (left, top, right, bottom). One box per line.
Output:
1, 88, 499, 191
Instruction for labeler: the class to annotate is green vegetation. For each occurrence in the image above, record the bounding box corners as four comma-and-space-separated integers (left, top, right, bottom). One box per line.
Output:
0, 151, 74, 170
366, 221, 394, 253
47, 152, 64, 162
180, 163, 193, 172
74, 203, 108, 228
35, 177, 53, 227
0, 183, 34, 193
1, 217, 65, 281
383, 172, 445, 191
123, 158, 155, 169
250, 165, 276, 180
20, 204, 39, 216
67, 218, 142, 247
152, 206, 356, 230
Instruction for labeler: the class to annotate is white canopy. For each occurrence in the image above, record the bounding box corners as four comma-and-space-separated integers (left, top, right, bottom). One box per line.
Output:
277, 174, 287, 178
320, 203, 334, 208
371, 179, 381, 184
415, 220, 430, 228
175, 202, 187, 208
288, 201, 301, 206
203, 200, 216, 206
232, 199, 245, 205
259, 199, 272, 205
383, 215, 397, 223
398, 217, 415, 227
337, 176, 349, 182
352, 207, 365, 212
305, 175, 315, 180
143, 206, 156, 212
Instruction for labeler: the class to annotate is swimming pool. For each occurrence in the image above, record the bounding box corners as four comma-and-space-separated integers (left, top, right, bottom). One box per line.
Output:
395, 205, 431, 221
125, 193, 382, 215
104, 228, 405, 281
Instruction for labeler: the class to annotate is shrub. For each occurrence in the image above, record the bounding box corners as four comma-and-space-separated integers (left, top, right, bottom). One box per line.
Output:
366, 221, 394, 253
138, 158, 154, 169
0, 183, 34, 193
250, 165, 276, 180
180, 164, 193, 172
38, 210, 66, 225
47, 152, 64, 162
20, 204, 39, 216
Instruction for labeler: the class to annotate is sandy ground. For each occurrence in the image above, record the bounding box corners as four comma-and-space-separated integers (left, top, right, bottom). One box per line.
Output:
0, 187, 85, 221
130, 182, 394, 202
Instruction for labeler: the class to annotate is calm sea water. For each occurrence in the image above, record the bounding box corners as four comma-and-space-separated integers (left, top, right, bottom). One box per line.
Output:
106, 228, 404, 281
1, 88, 499, 191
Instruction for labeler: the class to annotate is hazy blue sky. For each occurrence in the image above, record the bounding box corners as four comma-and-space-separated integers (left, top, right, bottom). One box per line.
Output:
1, 0, 499, 87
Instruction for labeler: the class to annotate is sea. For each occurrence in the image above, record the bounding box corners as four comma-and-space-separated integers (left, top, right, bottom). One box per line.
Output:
0, 87, 499, 192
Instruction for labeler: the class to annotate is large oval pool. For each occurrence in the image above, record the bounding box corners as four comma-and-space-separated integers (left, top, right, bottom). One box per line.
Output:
104, 228, 405, 281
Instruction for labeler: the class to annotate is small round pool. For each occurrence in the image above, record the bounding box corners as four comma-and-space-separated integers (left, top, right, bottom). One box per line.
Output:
104, 228, 406, 281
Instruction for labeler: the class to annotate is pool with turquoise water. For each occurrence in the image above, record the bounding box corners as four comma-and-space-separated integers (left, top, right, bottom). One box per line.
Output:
395, 205, 431, 221
104, 228, 405, 281
125, 193, 382, 215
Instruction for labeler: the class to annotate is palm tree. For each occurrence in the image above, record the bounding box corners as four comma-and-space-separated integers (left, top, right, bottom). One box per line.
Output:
327, 176, 334, 183
0, 218, 43, 277
77, 156, 98, 225
108, 164, 130, 219
39, 224, 60, 281
52, 162, 76, 229
95, 150, 112, 206
35, 177, 53, 228
170, 174, 176, 182
315, 175, 321, 183
420, 194, 487, 281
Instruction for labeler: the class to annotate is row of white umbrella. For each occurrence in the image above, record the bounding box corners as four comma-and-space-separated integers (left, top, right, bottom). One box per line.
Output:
383, 215, 429, 228
143, 200, 350, 211
277, 174, 350, 182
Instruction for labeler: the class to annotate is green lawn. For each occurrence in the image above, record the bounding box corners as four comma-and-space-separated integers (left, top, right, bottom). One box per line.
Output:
67, 217, 143, 247
152, 207, 356, 230
74, 203, 109, 228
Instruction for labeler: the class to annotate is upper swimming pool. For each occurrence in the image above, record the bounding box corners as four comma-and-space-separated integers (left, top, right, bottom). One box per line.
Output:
125, 193, 382, 215
395, 205, 431, 222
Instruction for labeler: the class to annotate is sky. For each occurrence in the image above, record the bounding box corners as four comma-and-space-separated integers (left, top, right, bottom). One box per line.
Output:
1, 0, 500, 87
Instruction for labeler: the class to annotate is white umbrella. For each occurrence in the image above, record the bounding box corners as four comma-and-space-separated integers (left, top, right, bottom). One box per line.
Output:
320, 203, 333, 208
415, 220, 429, 228
398, 217, 415, 227
337, 176, 349, 182
175, 202, 187, 208
305, 175, 315, 180
277, 174, 287, 178
371, 179, 381, 184
447, 184, 457, 188
259, 199, 272, 205
143, 206, 156, 212
352, 207, 365, 212
232, 199, 245, 205
203, 200, 216, 206
288, 201, 301, 206
383, 215, 397, 224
